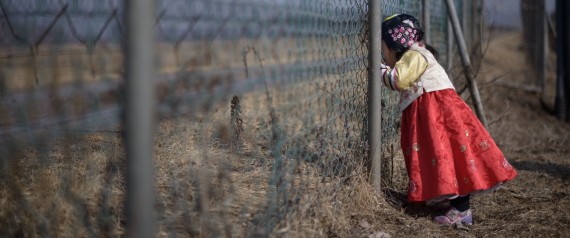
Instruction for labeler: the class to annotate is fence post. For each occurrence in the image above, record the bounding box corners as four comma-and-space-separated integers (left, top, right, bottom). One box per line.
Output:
445, 0, 489, 129
465, 0, 481, 74
555, 0, 570, 121
447, 19, 453, 71
422, 0, 431, 44
368, 0, 382, 192
124, 0, 156, 237
462, 0, 469, 48
541, 2, 548, 95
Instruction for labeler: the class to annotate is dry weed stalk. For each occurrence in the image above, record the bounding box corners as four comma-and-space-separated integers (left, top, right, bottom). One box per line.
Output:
231, 95, 244, 150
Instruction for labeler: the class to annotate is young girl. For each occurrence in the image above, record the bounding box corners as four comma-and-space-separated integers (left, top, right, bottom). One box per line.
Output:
380, 14, 517, 225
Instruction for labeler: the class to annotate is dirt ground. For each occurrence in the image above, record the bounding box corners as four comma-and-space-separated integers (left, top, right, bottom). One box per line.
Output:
369, 30, 570, 237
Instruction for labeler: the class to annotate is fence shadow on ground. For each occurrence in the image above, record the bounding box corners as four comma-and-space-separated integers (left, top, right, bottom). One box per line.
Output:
510, 160, 570, 181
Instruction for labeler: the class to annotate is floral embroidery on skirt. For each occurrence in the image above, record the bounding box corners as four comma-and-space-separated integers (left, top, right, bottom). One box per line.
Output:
401, 89, 517, 203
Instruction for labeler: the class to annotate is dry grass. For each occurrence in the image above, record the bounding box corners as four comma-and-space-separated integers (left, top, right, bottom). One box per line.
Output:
0, 37, 346, 92
2, 30, 570, 237
0, 134, 125, 237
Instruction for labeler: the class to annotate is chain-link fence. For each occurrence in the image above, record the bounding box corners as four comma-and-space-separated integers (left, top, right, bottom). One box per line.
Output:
0, 0, 481, 236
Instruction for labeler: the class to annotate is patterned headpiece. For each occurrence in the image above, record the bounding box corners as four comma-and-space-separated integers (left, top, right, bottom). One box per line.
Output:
382, 14, 424, 52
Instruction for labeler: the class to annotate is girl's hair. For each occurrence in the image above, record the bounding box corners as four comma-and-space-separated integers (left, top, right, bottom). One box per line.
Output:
382, 14, 425, 60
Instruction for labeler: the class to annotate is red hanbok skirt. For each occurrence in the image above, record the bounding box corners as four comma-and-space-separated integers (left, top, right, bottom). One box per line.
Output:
401, 89, 517, 204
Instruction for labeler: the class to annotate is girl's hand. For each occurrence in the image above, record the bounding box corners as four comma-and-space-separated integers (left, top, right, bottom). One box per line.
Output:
380, 63, 393, 89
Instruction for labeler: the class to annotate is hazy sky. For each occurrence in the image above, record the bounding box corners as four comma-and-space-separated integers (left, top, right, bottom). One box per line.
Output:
484, 0, 555, 29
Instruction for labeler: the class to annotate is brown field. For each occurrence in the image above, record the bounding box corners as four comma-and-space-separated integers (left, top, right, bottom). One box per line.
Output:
0, 37, 347, 92
1, 30, 569, 237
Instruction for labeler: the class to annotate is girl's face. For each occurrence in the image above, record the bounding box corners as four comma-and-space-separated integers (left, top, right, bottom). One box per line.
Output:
381, 40, 397, 67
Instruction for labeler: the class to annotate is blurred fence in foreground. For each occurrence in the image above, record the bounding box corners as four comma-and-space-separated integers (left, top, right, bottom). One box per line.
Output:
0, 0, 480, 236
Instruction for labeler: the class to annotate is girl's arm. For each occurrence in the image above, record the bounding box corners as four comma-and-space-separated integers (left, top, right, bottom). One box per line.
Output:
381, 50, 428, 91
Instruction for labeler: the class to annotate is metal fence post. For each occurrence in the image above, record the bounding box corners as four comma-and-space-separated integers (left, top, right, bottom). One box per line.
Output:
447, 19, 453, 71
368, 0, 382, 192
445, 0, 489, 129
124, 0, 156, 237
555, 0, 569, 121
422, 0, 431, 44
541, 2, 548, 94
462, 0, 469, 49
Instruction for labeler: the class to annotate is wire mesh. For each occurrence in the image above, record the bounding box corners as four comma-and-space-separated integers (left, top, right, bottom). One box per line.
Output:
0, 0, 479, 236
428, 0, 450, 66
